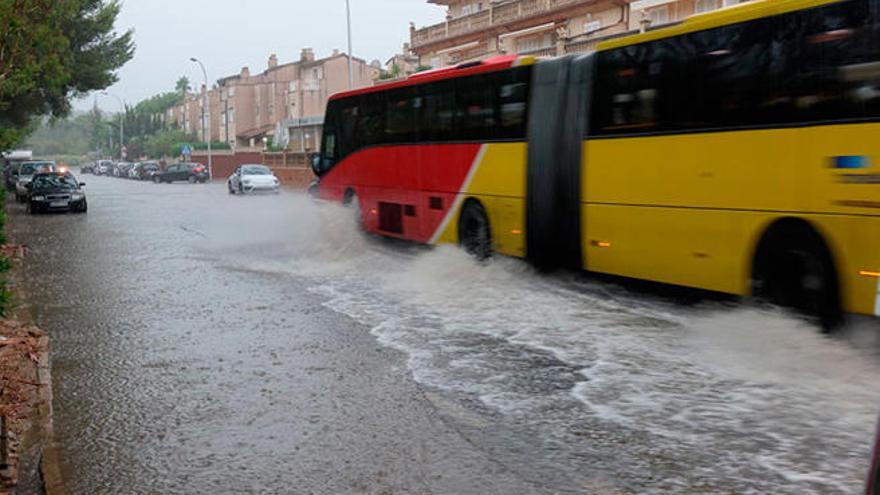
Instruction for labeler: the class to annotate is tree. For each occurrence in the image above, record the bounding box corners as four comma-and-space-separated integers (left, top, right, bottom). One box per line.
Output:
0, 0, 134, 151
175, 76, 191, 94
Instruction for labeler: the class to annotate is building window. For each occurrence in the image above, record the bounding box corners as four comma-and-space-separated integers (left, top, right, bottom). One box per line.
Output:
516, 33, 553, 53
584, 20, 602, 34
648, 6, 670, 26
289, 80, 298, 92
228, 87, 236, 97
228, 109, 235, 124
460, 2, 482, 16
430, 56, 441, 68
695, 0, 721, 13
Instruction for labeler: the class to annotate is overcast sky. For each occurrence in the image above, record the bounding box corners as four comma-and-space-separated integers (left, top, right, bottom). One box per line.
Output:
76, 0, 444, 112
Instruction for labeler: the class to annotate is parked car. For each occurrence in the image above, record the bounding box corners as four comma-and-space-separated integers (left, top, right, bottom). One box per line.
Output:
95, 160, 114, 175
80, 162, 95, 174
131, 161, 160, 180
153, 163, 209, 184
869, 419, 879, 495
25, 171, 87, 214
15, 161, 56, 203
227, 164, 280, 194
113, 162, 133, 177
3, 150, 33, 191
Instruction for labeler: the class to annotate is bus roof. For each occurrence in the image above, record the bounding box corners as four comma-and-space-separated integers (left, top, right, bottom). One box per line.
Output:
598, 0, 844, 51
329, 54, 533, 102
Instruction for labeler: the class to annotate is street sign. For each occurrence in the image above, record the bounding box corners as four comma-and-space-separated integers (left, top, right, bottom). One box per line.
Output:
181, 144, 193, 157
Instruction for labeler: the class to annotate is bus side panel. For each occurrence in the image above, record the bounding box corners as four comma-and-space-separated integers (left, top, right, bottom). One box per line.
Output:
431, 142, 528, 258
581, 129, 799, 295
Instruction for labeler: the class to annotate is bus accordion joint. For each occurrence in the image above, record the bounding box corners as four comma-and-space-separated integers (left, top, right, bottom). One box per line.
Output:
591, 241, 612, 248
859, 270, 880, 278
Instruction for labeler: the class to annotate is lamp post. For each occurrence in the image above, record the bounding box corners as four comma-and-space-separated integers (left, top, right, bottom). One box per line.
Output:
101, 92, 125, 159
190, 57, 213, 181
346, 0, 353, 89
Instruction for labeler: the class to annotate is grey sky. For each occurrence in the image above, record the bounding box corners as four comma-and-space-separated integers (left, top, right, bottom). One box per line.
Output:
78, 0, 444, 112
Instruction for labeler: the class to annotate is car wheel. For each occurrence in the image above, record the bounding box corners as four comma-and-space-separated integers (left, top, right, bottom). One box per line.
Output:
77, 200, 88, 213
188, 175, 197, 184
228, 182, 236, 194
153, 176, 161, 184
238, 183, 244, 195
26, 202, 36, 215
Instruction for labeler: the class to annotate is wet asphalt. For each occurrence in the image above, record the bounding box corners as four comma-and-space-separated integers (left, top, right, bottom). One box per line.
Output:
7, 176, 549, 495
6, 174, 880, 495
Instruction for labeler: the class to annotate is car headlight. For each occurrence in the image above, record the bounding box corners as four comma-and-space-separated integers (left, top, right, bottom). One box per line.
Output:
72, 193, 84, 200
32, 195, 45, 201
242, 180, 252, 185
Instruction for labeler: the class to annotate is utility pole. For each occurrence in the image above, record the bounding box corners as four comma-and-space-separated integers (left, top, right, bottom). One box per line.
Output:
346, 0, 354, 88
190, 57, 213, 180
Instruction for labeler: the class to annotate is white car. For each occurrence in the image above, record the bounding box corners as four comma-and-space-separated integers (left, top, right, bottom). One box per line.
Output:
227, 164, 280, 194
15, 161, 56, 203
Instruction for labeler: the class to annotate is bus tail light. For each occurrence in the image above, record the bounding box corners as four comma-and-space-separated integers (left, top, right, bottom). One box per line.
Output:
859, 270, 880, 278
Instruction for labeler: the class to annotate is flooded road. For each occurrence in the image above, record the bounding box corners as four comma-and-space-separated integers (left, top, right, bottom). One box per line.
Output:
7, 175, 880, 494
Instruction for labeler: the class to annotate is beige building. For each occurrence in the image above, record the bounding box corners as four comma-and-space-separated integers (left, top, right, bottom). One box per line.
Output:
410, 0, 751, 68
213, 49, 379, 150
167, 49, 379, 151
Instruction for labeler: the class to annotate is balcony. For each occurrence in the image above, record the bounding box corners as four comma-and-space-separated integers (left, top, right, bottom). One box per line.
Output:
411, 0, 601, 49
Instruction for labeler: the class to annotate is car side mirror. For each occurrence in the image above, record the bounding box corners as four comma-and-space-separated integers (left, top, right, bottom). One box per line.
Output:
309, 152, 321, 176
79, 182, 86, 187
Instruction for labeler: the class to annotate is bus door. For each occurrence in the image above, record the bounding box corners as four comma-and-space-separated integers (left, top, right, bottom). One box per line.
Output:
526, 54, 592, 269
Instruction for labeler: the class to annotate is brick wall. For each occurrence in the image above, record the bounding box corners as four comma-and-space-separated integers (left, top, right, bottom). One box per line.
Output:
190, 150, 314, 190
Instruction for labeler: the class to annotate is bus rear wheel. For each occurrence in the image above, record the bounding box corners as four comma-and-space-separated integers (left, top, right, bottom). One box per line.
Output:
752, 222, 841, 330
459, 200, 492, 260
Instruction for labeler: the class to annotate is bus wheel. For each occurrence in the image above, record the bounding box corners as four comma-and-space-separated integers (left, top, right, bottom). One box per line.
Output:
752, 221, 842, 331
458, 200, 492, 260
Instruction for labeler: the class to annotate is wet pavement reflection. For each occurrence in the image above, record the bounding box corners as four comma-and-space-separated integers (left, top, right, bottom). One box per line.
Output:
7, 175, 880, 494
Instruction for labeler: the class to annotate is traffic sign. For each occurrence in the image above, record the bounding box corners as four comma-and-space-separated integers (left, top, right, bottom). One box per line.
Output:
181, 144, 193, 156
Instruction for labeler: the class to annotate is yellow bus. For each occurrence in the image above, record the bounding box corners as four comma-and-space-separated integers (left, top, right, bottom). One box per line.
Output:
313, 0, 880, 327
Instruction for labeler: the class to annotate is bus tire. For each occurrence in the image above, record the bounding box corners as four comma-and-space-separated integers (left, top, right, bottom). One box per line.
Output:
752, 219, 842, 331
458, 199, 492, 260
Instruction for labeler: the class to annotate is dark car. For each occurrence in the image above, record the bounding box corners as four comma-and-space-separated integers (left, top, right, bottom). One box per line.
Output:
26, 172, 87, 214
153, 163, 208, 184
80, 162, 95, 174
132, 161, 160, 180
869, 419, 879, 495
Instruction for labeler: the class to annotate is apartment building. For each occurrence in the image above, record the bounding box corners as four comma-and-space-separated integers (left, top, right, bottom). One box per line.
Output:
410, 0, 751, 68
213, 49, 379, 150
166, 92, 202, 137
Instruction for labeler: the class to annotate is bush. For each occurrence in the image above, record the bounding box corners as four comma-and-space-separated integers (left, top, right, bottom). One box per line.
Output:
0, 187, 11, 316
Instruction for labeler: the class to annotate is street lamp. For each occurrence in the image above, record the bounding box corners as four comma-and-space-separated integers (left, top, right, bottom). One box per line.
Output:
190, 57, 213, 181
101, 92, 124, 160
346, 0, 353, 89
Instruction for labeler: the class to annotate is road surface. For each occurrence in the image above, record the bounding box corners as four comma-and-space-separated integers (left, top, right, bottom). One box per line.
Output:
8, 175, 880, 494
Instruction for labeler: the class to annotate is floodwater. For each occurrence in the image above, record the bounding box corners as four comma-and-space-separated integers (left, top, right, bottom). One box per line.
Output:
7, 175, 880, 494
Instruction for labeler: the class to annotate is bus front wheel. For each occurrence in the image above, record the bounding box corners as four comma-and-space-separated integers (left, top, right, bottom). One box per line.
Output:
459, 200, 492, 261
752, 220, 842, 331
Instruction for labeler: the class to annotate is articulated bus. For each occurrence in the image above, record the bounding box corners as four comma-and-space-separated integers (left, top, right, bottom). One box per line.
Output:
312, 0, 880, 327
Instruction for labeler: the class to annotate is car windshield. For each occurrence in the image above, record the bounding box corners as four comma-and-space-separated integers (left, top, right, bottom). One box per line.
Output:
32, 174, 78, 190
20, 162, 55, 175
242, 166, 271, 175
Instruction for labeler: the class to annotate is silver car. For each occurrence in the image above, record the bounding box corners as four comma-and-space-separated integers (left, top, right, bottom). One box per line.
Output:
227, 164, 280, 194
15, 161, 56, 203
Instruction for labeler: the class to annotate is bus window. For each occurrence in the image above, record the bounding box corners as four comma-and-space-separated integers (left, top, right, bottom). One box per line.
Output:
421, 80, 456, 142
385, 86, 420, 144
498, 67, 530, 139
456, 73, 498, 140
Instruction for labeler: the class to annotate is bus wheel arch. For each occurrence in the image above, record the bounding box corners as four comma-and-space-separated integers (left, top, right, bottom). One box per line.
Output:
342, 188, 362, 229
751, 217, 842, 330
458, 198, 492, 260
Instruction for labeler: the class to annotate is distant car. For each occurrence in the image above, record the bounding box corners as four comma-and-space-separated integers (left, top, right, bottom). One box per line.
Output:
153, 163, 209, 184
15, 161, 56, 203
26, 171, 87, 214
869, 419, 879, 495
80, 162, 95, 174
227, 164, 280, 194
95, 160, 114, 175
131, 161, 160, 180
113, 162, 133, 177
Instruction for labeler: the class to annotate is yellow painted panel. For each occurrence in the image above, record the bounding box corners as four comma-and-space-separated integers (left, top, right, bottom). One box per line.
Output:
585, 129, 799, 211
